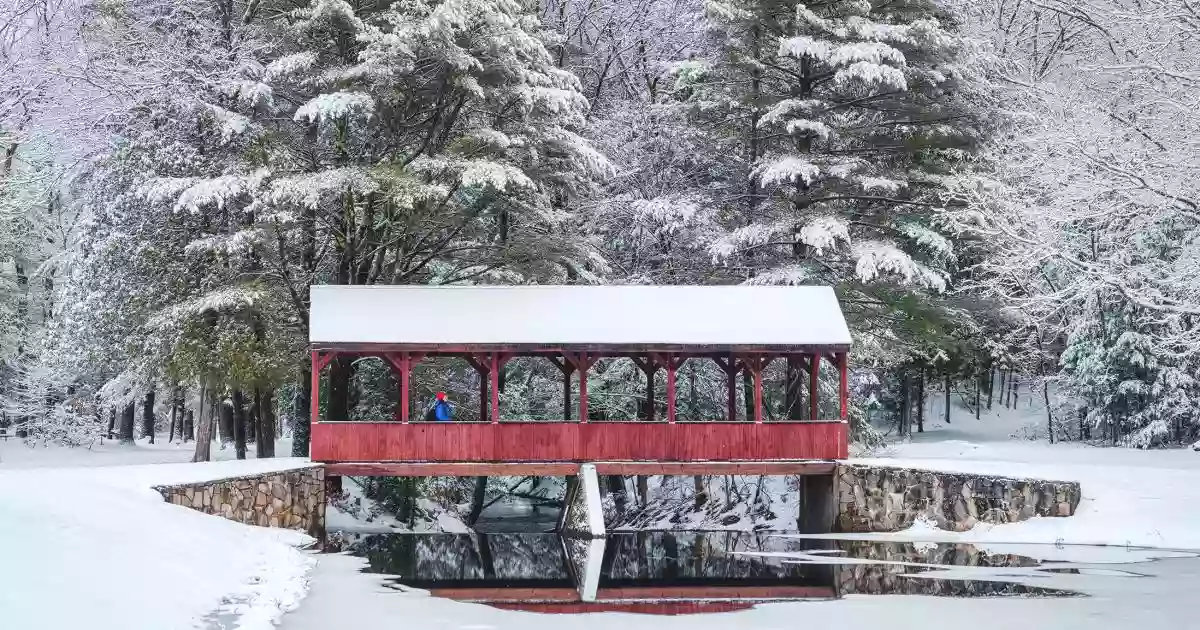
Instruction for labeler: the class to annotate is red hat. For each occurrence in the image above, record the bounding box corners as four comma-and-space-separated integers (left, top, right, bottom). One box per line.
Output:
436, 391, 447, 401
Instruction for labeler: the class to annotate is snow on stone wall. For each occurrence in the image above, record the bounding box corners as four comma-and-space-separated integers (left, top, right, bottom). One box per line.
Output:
155, 466, 326, 537
836, 464, 1081, 533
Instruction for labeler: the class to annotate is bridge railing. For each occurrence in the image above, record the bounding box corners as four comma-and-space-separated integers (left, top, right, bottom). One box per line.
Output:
310, 419, 848, 470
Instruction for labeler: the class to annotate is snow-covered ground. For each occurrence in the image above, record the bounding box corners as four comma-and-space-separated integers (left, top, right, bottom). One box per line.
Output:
0, 438, 315, 630
855, 397, 1200, 550
3, 396, 1200, 629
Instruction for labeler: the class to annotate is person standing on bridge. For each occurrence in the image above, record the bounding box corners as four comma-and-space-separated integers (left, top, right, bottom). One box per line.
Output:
424, 391, 453, 422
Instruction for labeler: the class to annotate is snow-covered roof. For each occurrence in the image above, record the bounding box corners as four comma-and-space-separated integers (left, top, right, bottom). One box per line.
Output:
309, 285, 852, 350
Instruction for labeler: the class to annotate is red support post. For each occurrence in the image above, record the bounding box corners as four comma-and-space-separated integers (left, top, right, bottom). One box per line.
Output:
752, 359, 764, 424
737, 354, 768, 424
838, 352, 849, 421
548, 356, 574, 420
578, 352, 590, 423
664, 354, 678, 424
310, 351, 321, 425
489, 353, 502, 424
399, 353, 411, 423
809, 354, 821, 421
384, 352, 418, 423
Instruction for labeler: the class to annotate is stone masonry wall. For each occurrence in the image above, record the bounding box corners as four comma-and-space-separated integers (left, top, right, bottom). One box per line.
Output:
155, 466, 326, 537
835, 464, 1081, 533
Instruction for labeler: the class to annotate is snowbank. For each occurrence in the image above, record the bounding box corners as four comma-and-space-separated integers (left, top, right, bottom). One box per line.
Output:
0, 443, 317, 630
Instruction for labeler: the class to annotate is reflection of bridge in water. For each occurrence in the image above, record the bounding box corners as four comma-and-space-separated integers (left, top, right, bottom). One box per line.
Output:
325, 532, 1076, 614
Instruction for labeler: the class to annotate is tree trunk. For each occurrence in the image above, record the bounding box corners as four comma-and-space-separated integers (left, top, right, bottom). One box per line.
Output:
232, 390, 248, 460
119, 403, 135, 444
1044, 380, 1055, 444
218, 399, 234, 446
943, 372, 951, 425
899, 369, 911, 437
294, 368, 312, 457
643, 366, 655, 421
974, 362, 981, 420
607, 475, 628, 511
785, 356, 805, 420
107, 408, 116, 440
168, 397, 177, 443
247, 396, 257, 444
142, 391, 156, 443
258, 388, 276, 458
468, 476, 488, 525
192, 388, 212, 462
916, 368, 925, 433
693, 475, 707, 510
1010, 376, 1019, 408
184, 409, 194, 442
987, 365, 996, 409
998, 370, 1008, 408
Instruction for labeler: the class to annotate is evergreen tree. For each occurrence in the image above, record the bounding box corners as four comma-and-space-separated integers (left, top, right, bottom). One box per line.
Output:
679, 0, 996, 360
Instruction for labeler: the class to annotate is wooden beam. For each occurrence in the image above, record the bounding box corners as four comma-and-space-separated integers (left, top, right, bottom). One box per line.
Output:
713, 356, 741, 422
563, 352, 596, 423
489, 601, 758, 615
597, 585, 837, 601
489, 353, 500, 424
310, 351, 321, 424
315, 351, 336, 372
838, 352, 849, 422
591, 461, 836, 475
664, 354, 677, 424
383, 353, 409, 422
488, 353, 511, 424
630, 355, 660, 421
326, 460, 838, 477
326, 462, 582, 477
546, 356, 575, 420
736, 354, 772, 424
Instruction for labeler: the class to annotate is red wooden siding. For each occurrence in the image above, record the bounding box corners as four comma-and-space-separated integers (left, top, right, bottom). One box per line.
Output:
435, 585, 836, 603
310, 420, 848, 465
487, 601, 758, 615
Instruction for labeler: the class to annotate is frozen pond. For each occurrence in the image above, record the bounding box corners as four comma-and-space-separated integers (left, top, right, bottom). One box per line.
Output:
318, 529, 1199, 616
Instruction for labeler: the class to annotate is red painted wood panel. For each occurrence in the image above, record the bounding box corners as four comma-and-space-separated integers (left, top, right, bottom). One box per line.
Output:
488, 601, 757, 615
597, 585, 836, 600
428, 585, 837, 603
310, 421, 847, 464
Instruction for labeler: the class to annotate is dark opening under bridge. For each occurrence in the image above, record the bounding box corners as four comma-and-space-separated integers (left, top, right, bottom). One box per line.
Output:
308, 284, 851, 477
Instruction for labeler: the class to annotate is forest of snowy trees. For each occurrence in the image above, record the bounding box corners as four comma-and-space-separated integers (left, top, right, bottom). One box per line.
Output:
2, 0, 1199, 456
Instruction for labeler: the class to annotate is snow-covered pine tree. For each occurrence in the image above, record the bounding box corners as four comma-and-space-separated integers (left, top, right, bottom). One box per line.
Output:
58, 0, 611, 455
681, 0, 994, 348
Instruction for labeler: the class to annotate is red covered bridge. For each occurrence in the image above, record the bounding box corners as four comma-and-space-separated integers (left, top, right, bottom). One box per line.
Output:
309, 285, 850, 477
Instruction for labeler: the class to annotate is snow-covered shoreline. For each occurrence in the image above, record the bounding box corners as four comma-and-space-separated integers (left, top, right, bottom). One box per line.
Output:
0, 441, 318, 630
3, 413, 1199, 630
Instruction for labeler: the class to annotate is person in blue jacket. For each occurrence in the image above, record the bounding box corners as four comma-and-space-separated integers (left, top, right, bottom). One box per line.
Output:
424, 391, 453, 422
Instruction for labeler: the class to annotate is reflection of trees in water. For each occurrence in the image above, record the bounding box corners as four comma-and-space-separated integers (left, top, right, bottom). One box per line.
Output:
335, 533, 568, 582
604, 532, 835, 582
328, 533, 1077, 599
831, 540, 1074, 597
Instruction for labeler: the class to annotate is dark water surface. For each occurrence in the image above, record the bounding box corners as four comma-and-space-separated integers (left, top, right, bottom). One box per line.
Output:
322, 530, 1128, 614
